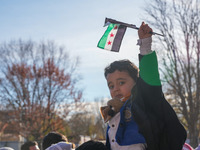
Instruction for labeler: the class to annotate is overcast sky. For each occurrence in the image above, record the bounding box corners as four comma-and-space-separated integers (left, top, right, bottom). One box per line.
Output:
0, 0, 150, 102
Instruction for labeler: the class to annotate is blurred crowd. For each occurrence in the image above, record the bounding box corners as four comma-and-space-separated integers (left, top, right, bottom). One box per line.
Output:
0, 131, 107, 150
0, 131, 199, 150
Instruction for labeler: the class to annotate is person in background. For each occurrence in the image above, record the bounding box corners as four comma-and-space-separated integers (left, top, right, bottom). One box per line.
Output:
195, 144, 200, 150
42, 131, 75, 150
45, 142, 75, 150
75, 140, 108, 150
21, 141, 40, 150
0, 147, 14, 150
182, 143, 194, 150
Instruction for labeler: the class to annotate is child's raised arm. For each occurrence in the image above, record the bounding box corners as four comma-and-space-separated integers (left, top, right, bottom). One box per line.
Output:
137, 22, 153, 55
137, 22, 161, 86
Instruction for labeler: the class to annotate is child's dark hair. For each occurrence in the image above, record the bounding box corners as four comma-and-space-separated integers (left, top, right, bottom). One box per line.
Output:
104, 59, 139, 82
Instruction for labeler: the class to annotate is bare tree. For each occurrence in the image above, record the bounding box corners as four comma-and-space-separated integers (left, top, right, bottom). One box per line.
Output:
143, 0, 200, 147
67, 98, 107, 143
67, 112, 94, 143
92, 98, 107, 140
0, 39, 83, 141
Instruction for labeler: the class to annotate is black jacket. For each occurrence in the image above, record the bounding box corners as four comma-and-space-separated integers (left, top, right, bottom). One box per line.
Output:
131, 52, 186, 150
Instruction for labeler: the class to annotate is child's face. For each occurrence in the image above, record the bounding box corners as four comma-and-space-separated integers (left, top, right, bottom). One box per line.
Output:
106, 70, 135, 99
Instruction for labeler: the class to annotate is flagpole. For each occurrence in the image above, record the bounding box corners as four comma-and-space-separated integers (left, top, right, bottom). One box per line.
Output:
105, 18, 164, 37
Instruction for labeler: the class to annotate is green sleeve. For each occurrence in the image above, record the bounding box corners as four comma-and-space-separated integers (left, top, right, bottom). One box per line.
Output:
139, 51, 161, 86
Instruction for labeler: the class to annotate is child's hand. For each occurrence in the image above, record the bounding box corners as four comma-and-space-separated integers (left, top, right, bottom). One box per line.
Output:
138, 22, 153, 39
100, 98, 124, 123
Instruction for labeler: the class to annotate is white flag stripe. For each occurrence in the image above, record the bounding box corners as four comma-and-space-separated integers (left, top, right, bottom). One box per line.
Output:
104, 24, 119, 51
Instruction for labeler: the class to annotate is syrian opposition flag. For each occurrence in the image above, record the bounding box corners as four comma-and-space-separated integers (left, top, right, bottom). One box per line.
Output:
97, 23, 127, 52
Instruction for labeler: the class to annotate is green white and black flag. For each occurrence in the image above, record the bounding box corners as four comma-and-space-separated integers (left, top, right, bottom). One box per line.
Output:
97, 23, 127, 52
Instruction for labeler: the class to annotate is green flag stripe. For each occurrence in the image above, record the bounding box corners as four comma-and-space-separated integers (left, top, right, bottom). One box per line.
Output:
97, 23, 115, 49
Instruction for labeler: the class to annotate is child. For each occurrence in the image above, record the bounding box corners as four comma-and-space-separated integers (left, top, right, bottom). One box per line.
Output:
103, 22, 187, 150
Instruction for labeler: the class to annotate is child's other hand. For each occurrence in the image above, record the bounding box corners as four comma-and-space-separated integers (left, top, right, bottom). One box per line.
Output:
138, 22, 153, 39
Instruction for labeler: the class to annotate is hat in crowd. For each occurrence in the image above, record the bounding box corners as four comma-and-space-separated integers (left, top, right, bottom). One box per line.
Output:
42, 132, 68, 150
195, 144, 200, 150
182, 143, 194, 150
45, 142, 74, 150
0, 147, 14, 150
75, 140, 108, 150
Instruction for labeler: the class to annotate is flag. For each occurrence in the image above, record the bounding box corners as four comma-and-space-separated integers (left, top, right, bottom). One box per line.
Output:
97, 23, 127, 52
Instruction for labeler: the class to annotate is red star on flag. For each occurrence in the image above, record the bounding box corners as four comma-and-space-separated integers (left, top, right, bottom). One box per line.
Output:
114, 25, 118, 29
107, 41, 112, 45
110, 33, 114, 37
